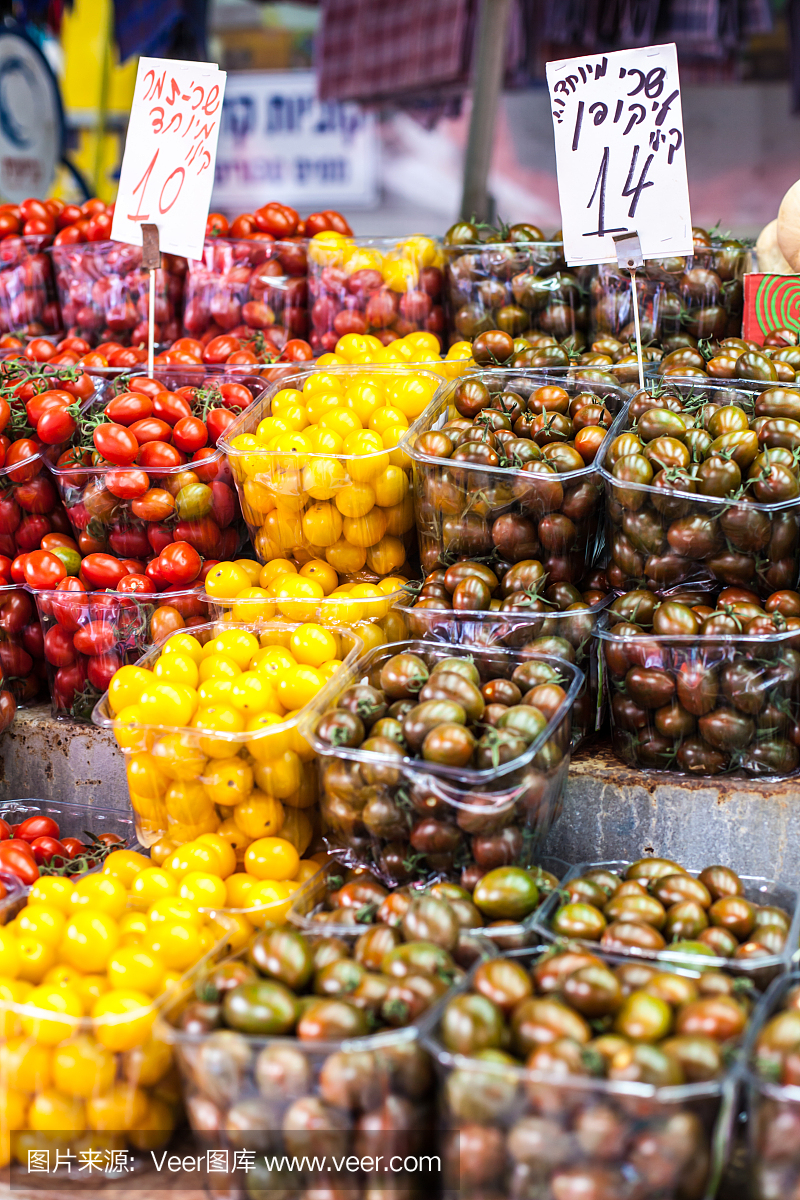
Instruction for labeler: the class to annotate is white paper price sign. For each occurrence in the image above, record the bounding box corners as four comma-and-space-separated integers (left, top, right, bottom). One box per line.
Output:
111, 57, 227, 261
546, 43, 692, 268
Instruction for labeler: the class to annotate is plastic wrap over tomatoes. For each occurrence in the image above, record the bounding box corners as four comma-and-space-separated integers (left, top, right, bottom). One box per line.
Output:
50, 241, 186, 348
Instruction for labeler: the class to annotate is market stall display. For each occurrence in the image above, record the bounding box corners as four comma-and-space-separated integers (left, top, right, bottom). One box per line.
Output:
0, 183, 797, 1196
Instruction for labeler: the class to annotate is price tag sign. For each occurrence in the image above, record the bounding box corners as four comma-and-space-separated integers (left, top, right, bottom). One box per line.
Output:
546, 43, 692, 267
111, 57, 227, 261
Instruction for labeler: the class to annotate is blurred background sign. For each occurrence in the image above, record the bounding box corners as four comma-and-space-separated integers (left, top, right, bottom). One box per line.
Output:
211, 69, 379, 213
0, 25, 63, 203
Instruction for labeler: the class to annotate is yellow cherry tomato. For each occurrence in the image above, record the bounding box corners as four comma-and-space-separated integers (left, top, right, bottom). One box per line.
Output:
144, 921, 202, 971
279, 808, 313, 857
27, 875, 74, 912
298, 558, 338, 594
175, 840, 228, 876
246, 880, 292, 926
179, 872, 227, 909
100, 850, 151, 889
138, 682, 197, 727
113, 704, 151, 751
107, 665, 151, 714
0, 1035, 51, 1091
198, 653, 242, 683
154, 652, 200, 689
42, 963, 82, 989
373, 464, 409, 507
122, 1035, 173, 1087
75, 974, 110, 1009
92, 990, 155, 1052
16, 906, 65, 949
211, 629, 261, 669
230, 672, 283, 717
130, 867, 178, 906
161, 632, 204, 663
294, 859, 322, 884
246, 712, 292, 762
0, 928, 20, 977
151, 732, 208, 781
205, 911, 253, 951
259, 559, 297, 588
20, 986, 82, 1045
108, 948, 165, 997
343, 507, 387, 548
195, 833, 237, 878
277, 665, 325, 710
16, 936, 55, 983
53, 1036, 116, 1098
205, 562, 252, 598
234, 558, 262, 584
119, 912, 149, 944
234, 794, 285, 839
28, 1088, 86, 1132
289, 623, 337, 668
70, 874, 128, 920
63, 913, 120, 973
244, 836, 299, 881
225, 873, 256, 907
146, 897, 201, 926
253, 750, 302, 800
325, 538, 366, 574
366, 535, 407, 576
192, 704, 245, 759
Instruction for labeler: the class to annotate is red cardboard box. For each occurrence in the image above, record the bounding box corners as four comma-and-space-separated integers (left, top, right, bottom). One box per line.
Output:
743, 272, 800, 344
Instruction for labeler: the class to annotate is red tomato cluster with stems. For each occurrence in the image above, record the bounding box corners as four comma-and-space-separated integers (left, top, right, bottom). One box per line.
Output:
49, 373, 245, 563
0, 812, 125, 885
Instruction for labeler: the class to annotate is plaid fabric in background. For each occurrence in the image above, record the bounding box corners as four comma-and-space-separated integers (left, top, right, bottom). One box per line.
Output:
317, 0, 474, 103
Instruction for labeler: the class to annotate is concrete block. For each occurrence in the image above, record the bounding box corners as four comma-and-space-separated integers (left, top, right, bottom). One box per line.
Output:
545, 738, 800, 878
0, 705, 127, 810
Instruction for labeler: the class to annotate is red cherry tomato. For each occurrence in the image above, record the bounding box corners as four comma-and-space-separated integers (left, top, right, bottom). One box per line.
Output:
87, 652, 122, 691
254, 202, 299, 238
153, 392, 192, 426
17, 814, 60, 842
117, 573, 157, 594
172, 417, 208, 453
203, 336, 241, 365
93, 423, 139, 465
29, 836, 68, 865
37, 407, 77, 445
229, 214, 257, 238
137, 441, 183, 470
105, 469, 150, 499
79, 553, 127, 590
205, 409, 236, 446
158, 540, 202, 585
280, 338, 314, 363
0, 840, 38, 883
6, 440, 41, 484
129, 417, 173, 444
59, 836, 86, 857
206, 213, 229, 237
44, 624, 77, 667
0, 819, 10, 840
23, 551, 66, 590
105, 393, 153, 425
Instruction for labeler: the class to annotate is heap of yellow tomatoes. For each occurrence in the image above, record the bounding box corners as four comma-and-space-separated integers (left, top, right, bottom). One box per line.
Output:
205, 555, 410, 635
106, 623, 347, 852
0, 838, 320, 1165
223, 364, 440, 579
